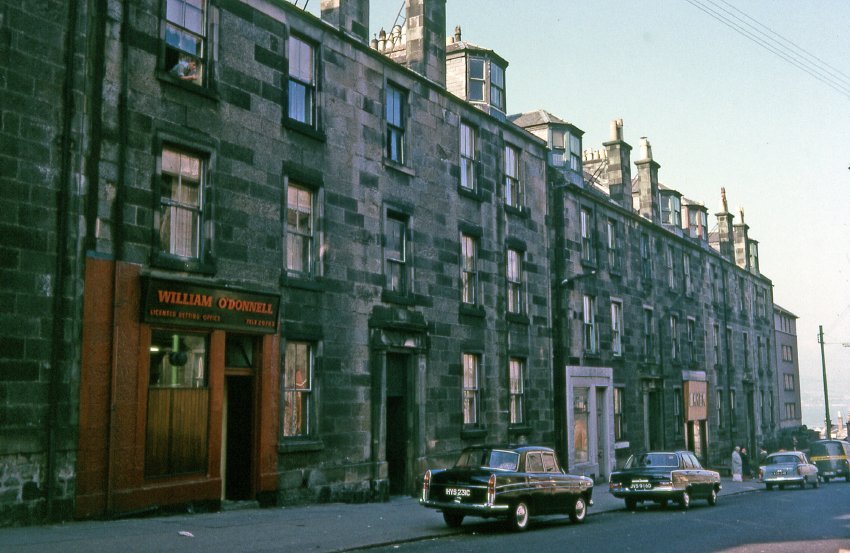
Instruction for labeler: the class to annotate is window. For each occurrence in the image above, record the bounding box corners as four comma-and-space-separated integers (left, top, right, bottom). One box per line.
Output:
460, 234, 478, 305
784, 373, 795, 391
462, 353, 479, 425
581, 209, 595, 263
504, 145, 522, 208
716, 389, 724, 428
643, 308, 654, 358
159, 147, 204, 259
683, 254, 692, 295
613, 388, 625, 441
661, 194, 681, 225
670, 315, 679, 360
286, 183, 314, 276
641, 234, 651, 281
385, 84, 406, 163
460, 122, 476, 190
582, 295, 597, 354
288, 35, 316, 126
757, 336, 764, 371
283, 341, 313, 437
784, 402, 797, 420
573, 388, 589, 463
509, 358, 525, 424
749, 242, 760, 273
164, 0, 206, 85
384, 214, 408, 294
672, 387, 682, 435
468, 57, 485, 101
611, 301, 623, 356
146, 330, 209, 476
569, 133, 581, 172
743, 332, 750, 370
687, 318, 696, 362
607, 219, 620, 272
507, 248, 524, 314
730, 389, 737, 427
711, 264, 720, 303
666, 246, 675, 289
551, 129, 566, 166
713, 323, 721, 366
782, 344, 793, 362
490, 63, 505, 111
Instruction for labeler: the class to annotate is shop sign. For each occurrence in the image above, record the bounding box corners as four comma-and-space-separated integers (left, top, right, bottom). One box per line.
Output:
142, 277, 280, 333
683, 380, 708, 421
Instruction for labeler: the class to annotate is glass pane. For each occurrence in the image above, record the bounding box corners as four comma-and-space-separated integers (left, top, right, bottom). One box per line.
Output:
225, 334, 255, 368
149, 331, 208, 387
469, 58, 484, 79
469, 81, 483, 101
184, 4, 204, 34
490, 63, 504, 86
574, 388, 589, 463
166, 0, 183, 24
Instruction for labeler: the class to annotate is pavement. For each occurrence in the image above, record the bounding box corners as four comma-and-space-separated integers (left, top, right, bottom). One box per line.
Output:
0, 477, 763, 553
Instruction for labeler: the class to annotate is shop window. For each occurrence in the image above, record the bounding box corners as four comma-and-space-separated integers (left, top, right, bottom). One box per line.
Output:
146, 330, 209, 477
163, 0, 207, 85
573, 387, 589, 463
283, 341, 313, 437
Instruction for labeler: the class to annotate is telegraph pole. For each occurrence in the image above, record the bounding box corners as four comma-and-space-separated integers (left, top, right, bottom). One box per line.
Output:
819, 325, 832, 438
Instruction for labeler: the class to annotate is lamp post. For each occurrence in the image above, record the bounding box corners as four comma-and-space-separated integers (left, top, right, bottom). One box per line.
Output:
818, 325, 832, 438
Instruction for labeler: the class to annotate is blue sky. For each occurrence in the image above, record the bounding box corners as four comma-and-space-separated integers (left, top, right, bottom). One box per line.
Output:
307, 1, 850, 429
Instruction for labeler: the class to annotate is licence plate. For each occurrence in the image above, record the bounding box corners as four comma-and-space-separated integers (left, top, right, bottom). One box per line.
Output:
823, 471, 835, 476
445, 487, 471, 497
631, 481, 652, 490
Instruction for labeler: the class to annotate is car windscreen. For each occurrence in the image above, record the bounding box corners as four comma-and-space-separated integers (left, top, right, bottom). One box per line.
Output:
768, 455, 800, 464
626, 453, 679, 468
455, 448, 520, 471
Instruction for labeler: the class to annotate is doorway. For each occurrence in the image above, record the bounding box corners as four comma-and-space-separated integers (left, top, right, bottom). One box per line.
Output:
386, 353, 409, 495
224, 376, 254, 500
646, 389, 664, 450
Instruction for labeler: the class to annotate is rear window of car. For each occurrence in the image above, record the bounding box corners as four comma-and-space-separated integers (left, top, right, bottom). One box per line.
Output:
769, 454, 800, 464
626, 453, 679, 468
811, 442, 844, 456
455, 448, 520, 471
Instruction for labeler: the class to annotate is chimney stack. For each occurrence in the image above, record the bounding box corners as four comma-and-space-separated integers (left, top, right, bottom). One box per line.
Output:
321, 0, 369, 43
733, 207, 750, 270
715, 188, 735, 262
635, 137, 660, 223
405, 0, 447, 87
603, 119, 632, 209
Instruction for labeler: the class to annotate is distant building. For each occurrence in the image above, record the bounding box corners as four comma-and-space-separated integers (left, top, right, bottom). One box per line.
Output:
774, 305, 802, 430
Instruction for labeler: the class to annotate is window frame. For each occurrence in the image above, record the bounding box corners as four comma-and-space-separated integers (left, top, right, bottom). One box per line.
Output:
460, 233, 479, 305
284, 180, 317, 278
459, 122, 477, 192
385, 83, 407, 165
509, 357, 525, 425
504, 144, 522, 209
489, 62, 505, 111
383, 211, 410, 296
643, 307, 654, 358
611, 300, 623, 357
152, 140, 215, 273
580, 208, 595, 264
670, 314, 679, 360
283, 340, 315, 439
468, 57, 485, 102
606, 218, 621, 272
613, 387, 625, 441
159, 0, 212, 92
286, 33, 319, 131
582, 294, 598, 354
506, 247, 525, 315
462, 353, 480, 426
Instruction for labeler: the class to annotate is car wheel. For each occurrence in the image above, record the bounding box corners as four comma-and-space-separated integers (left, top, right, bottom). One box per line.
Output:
442, 512, 464, 528
509, 501, 530, 532
569, 496, 587, 524
625, 498, 637, 511
679, 491, 690, 510
707, 488, 717, 506
766, 483, 774, 490
823, 476, 830, 483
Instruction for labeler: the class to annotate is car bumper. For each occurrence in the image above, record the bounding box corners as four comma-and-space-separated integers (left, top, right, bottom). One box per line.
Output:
610, 485, 679, 500
761, 476, 804, 484
420, 498, 511, 515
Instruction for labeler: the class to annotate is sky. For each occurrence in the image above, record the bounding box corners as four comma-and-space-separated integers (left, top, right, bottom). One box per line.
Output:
304, 1, 850, 429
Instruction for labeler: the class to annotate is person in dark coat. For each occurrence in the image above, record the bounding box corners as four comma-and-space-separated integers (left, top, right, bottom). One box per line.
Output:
741, 447, 751, 479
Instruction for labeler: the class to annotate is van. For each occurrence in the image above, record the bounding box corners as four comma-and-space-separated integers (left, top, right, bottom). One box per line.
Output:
808, 439, 850, 482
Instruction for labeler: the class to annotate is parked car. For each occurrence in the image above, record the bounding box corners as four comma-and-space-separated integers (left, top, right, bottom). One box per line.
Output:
808, 440, 850, 482
609, 451, 721, 510
419, 445, 593, 531
758, 450, 819, 489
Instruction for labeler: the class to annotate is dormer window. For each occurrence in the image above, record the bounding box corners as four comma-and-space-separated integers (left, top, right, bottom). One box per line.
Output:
687, 207, 708, 240
469, 58, 485, 101
661, 193, 681, 226
466, 56, 505, 112
490, 63, 505, 111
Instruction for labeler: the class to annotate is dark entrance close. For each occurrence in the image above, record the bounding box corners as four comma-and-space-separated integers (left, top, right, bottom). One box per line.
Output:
386, 353, 408, 495
225, 375, 253, 500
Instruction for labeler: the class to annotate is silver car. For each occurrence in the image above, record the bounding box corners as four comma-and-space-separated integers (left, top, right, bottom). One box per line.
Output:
758, 451, 819, 490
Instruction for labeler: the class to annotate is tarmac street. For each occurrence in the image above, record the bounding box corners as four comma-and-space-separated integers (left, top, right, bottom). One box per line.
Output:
0, 478, 762, 553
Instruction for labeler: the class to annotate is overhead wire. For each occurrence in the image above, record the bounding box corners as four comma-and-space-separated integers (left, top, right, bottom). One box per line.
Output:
683, 0, 850, 98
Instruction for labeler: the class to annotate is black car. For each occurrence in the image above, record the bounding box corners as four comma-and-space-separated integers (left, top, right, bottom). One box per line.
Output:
809, 440, 850, 482
420, 445, 594, 531
609, 451, 721, 510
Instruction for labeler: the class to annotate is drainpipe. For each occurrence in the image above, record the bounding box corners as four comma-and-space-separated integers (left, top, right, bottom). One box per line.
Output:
47, 0, 82, 521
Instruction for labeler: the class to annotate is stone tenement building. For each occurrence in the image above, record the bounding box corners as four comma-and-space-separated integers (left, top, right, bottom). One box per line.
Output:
774, 305, 802, 431
0, 0, 799, 525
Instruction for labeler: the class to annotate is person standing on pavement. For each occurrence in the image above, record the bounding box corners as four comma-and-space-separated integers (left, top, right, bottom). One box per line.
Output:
740, 447, 751, 479
731, 446, 743, 482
